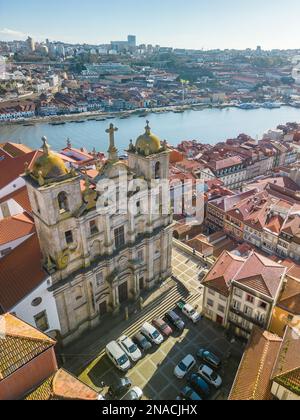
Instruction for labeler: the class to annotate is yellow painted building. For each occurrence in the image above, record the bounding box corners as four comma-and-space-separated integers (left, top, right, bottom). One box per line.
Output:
270, 276, 300, 337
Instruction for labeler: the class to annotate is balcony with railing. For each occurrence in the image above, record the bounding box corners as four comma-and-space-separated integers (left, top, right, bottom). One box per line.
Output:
230, 306, 266, 329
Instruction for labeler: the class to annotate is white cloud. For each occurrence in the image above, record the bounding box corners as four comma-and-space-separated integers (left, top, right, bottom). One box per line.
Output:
0, 28, 27, 41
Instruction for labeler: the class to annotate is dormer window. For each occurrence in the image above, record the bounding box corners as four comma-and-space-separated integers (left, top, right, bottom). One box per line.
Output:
58, 192, 69, 213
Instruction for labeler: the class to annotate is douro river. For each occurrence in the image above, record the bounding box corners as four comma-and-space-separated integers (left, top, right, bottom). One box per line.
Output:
1, 106, 300, 153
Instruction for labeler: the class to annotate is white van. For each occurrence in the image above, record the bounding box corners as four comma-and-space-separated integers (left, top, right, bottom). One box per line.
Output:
141, 322, 164, 345
106, 341, 131, 372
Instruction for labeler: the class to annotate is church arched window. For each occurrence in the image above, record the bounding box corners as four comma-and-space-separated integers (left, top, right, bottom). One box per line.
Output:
155, 162, 161, 179
58, 192, 69, 213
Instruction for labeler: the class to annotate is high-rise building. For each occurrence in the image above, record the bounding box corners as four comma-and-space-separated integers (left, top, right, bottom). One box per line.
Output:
127, 35, 137, 48
27, 36, 35, 52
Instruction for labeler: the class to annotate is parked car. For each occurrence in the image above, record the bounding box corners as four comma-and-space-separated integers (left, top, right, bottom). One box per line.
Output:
179, 386, 202, 401
188, 374, 211, 399
152, 318, 173, 337
118, 335, 142, 362
141, 322, 164, 345
174, 355, 197, 379
198, 364, 222, 389
108, 377, 132, 398
165, 310, 185, 332
177, 301, 201, 324
133, 332, 152, 352
106, 341, 131, 372
197, 349, 221, 369
122, 387, 143, 401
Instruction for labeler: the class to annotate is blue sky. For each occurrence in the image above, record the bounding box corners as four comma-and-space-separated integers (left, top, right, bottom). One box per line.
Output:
1, 0, 300, 49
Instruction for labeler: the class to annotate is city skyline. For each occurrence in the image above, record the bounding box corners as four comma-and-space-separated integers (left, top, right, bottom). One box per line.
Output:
1, 0, 300, 50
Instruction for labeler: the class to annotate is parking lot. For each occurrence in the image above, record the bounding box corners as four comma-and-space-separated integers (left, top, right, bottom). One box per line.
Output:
72, 245, 243, 400
79, 313, 243, 400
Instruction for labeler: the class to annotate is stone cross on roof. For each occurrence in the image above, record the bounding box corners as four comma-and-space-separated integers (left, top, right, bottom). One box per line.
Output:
106, 123, 119, 163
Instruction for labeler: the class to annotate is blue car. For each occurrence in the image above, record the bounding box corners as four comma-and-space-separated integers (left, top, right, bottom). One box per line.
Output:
197, 349, 221, 369
188, 374, 211, 399
179, 386, 202, 401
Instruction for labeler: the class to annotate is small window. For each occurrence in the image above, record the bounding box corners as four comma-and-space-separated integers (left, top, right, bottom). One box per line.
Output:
32, 297, 42, 307
58, 192, 69, 213
155, 162, 161, 179
90, 220, 98, 235
259, 301, 267, 310
234, 288, 243, 298
138, 250, 144, 262
246, 295, 255, 304
207, 299, 214, 308
218, 305, 225, 314
1, 202, 10, 218
34, 311, 49, 332
114, 226, 125, 250
96, 272, 104, 288
65, 230, 73, 245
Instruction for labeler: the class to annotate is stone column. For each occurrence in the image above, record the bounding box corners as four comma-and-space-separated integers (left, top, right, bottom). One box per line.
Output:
112, 285, 120, 315
103, 214, 114, 254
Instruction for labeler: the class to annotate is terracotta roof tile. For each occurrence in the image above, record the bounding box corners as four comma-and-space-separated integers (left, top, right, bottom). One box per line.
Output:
0, 142, 32, 158
0, 186, 32, 214
0, 234, 46, 312
229, 328, 282, 400
0, 213, 35, 246
203, 251, 285, 299
202, 251, 245, 296
272, 327, 300, 396
0, 314, 55, 381
0, 150, 41, 190
25, 369, 99, 400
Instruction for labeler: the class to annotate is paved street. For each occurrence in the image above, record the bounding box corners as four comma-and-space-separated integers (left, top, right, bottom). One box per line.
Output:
172, 247, 208, 297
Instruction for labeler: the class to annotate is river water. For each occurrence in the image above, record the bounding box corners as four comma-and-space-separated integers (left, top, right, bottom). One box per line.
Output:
1, 106, 300, 153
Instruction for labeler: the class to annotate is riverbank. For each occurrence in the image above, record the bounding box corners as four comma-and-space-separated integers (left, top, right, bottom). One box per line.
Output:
1, 105, 300, 154
0, 103, 214, 127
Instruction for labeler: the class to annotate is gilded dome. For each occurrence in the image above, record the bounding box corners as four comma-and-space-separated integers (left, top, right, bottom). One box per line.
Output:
136, 121, 161, 155
32, 137, 69, 180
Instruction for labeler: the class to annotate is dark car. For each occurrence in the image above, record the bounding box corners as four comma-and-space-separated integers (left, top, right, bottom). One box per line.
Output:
188, 374, 211, 399
133, 332, 152, 352
165, 310, 185, 331
197, 349, 221, 369
152, 318, 173, 337
108, 377, 132, 398
179, 386, 202, 401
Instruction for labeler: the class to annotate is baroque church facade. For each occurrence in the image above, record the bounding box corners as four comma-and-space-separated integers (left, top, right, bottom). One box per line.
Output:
24, 122, 173, 345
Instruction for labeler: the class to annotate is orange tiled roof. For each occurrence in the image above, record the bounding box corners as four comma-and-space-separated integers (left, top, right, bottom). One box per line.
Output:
0, 314, 56, 381
203, 251, 286, 299
0, 213, 35, 246
0, 234, 47, 312
277, 277, 300, 316
229, 328, 283, 400
202, 251, 245, 297
233, 252, 286, 298
25, 369, 99, 400
272, 327, 300, 396
0, 142, 33, 158
0, 150, 42, 190
0, 186, 32, 214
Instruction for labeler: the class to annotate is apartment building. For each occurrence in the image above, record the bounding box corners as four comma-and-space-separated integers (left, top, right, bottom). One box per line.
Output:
202, 251, 286, 340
